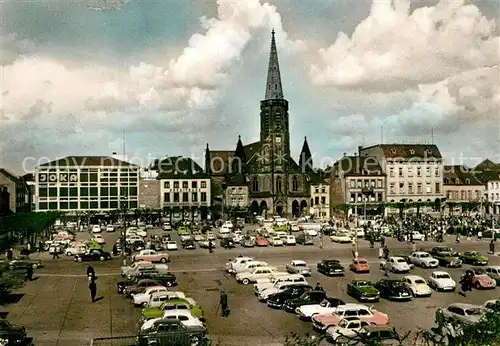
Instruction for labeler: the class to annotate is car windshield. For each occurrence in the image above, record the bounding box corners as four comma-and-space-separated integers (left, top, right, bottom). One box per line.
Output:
420, 254, 430, 258
474, 269, 485, 274
414, 279, 426, 284
465, 308, 484, 316
327, 260, 340, 265
396, 259, 406, 263
339, 319, 349, 328
391, 281, 404, 287
294, 263, 306, 267
439, 248, 452, 252
436, 274, 451, 279
468, 252, 479, 256
357, 260, 367, 265
356, 281, 371, 286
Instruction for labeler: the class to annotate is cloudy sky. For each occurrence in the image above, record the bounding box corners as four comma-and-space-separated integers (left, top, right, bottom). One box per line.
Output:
1, 0, 499, 174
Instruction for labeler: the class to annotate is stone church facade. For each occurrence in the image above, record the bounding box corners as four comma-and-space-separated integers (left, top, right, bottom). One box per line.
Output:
205, 31, 314, 218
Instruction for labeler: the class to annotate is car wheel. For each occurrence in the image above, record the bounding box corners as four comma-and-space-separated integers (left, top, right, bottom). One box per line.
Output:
160, 258, 167, 263
32, 264, 38, 269
66, 252, 72, 256
242, 278, 250, 285
8, 265, 14, 270
190, 335, 200, 346
475, 282, 481, 289
166, 281, 172, 287
77, 257, 83, 262
100, 256, 105, 261
142, 302, 148, 307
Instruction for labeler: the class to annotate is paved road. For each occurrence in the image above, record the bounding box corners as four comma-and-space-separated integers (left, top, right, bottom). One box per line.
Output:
12, 227, 500, 346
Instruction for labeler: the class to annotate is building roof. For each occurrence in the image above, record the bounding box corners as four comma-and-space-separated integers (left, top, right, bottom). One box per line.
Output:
226, 174, 247, 186
362, 144, 442, 159
0, 168, 22, 183
475, 169, 500, 184
335, 156, 384, 176
38, 156, 138, 168
264, 30, 284, 100
156, 156, 209, 180
475, 159, 500, 171
443, 165, 483, 186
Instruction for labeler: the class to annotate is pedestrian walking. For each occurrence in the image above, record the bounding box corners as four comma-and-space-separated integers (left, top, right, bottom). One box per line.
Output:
455, 234, 460, 244
378, 247, 383, 259
435, 308, 445, 335
383, 245, 389, 260
490, 239, 495, 254
380, 236, 385, 247
219, 289, 229, 317
314, 282, 324, 291
38, 241, 43, 253
25, 265, 33, 281
52, 250, 59, 259
87, 265, 96, 281
89, 280, 97, 302
477, 230, 482, 240
208, 240, 214, 254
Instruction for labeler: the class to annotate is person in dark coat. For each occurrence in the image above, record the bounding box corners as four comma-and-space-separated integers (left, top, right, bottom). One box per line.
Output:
87, 265, 95, 281
6, 249, 13, 261
382, 245, 389, 260
314, 282, 324, 291
25, 265, 33, 281
89, 280, 97, 302
219, 289, 229, 317
112, 244, 118, 256
208, 240, 214, 253
490, 239, 495, 254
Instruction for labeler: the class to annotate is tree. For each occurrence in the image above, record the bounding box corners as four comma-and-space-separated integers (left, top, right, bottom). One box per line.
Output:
0, 269, 24, 305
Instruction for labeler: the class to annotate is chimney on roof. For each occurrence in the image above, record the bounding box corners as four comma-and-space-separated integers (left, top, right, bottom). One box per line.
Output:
343, 153, 347, 157
358, 146, 362, 155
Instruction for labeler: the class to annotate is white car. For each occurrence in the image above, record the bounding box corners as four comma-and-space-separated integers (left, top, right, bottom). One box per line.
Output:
325, 317, 371, 342
92, 235, 105, 244
232, 261, 269, 275
65, 244, 86, 256
381, 257, 411, 273
269, 236, 283, 246
402, 275, 432, 297
296, 298, 346, 319
283, 235, 296, 245
146, 291, 186, 308
259, 281, 303, 301
411, 231, 424, 241
206, 232, 216, 240
106, 225, 115, 232
225, 256, 255, 273
253, 273, 299, 295
132, 286, 168, 307
330, 232, 352, 243
408, 252, 439, 268
166, 241, 178, 251
304, 229, 318, 237
140, 309, 203, 331
127, 228, 147, 238
285, 260, 311, 276
92, 225, 101, 233
355, 228, 365, 238
428, 271, 456, 292
235, 267, 276, 285
180, 234, 192, 242
126, 235, 144, 244
162, 223, 172, 231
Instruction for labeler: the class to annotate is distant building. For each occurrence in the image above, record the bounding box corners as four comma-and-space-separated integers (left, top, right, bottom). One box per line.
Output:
473, 158, 500, 215
34, 156, 139, 211
359, 144, 444, 205
224, 175, 249, 209
0, 168, 31, 213
310, 173, 330, 219
0, 186, 11, 215
22, 173, 36, 211
139, 180, 161, 210
157, 156, 211, 220
330, 155, 386, 216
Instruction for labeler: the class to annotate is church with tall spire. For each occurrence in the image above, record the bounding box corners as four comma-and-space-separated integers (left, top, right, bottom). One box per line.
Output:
206, 30, 318, 218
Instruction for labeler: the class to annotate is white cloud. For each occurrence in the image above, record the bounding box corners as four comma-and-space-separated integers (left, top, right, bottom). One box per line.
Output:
310, 0, 499, 90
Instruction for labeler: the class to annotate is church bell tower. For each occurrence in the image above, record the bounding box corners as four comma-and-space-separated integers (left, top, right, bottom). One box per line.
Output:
260, 29, 290, 173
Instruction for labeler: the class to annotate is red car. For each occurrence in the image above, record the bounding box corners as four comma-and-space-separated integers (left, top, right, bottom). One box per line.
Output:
255, 236, 269, 247
349, 258, 370, 273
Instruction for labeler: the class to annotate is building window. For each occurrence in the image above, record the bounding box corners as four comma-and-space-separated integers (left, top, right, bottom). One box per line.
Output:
399, 167, 403, 177
435, 183, 440, 194
164, 193, 170, 202
370, 180, 375, 188
408, 183, 413, 194
461, 191, 466, 200
399, 182, 404, 194
377, 179, 382, 188
173, 193, 179, 202
321, 196, 326, 205
389, 167, 394, 177
408, 168, 413, 177
292, 176, 298, 191
426, 183, 431, 193
192, 192, 198, 202
182, 181, 188, 189
201, 181, 207, 188
192, 181, 197, 189
321, 187, 326, 193
201, 192, 207, 202
182, 192, 189, 202
435, 168, 439, 177
350, 180, 355, 188
252, 177, 259, 192
315, 187, 319, 193
173, 181, 179, 189
164, 182, 170, 189
377, 193, 382, 202
350, 193, 355, 202
276, 177, 282, 193
426, 167, 431, 177
314, 196, 319, 205
357, 180, 362, 188
390, 183, 395, 194
417, 167, 421, 177
417, 183, 422, 194
465, 178, 470, 184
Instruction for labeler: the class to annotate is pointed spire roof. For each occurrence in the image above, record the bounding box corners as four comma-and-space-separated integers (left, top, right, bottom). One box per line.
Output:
299, 136, 313, 171
264, 29, 284, 100
234, 135, 246, 161
204, 143, 211, 174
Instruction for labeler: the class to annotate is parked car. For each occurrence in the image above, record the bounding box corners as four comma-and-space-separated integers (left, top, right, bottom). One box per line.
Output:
165, 241, 178, 251
198, 240, 216, 249
133, 250, 170, 263
442, 303, 488, 325
142, 297, 204, 321
121, 262, 169, 279
253, 273, 300, 295
219, 238, 235, 248
485, 266, 500, 285
74, 249, 112, 262
407, 252, 439, 268
182, 239, 196, 250
241, 236, 255, 247
325, 317, 372, 343
145, 291, 186, 308
266, 285, 312, 309
402, 275, 432, 297
296, 232, 314, 245
348, 325, 401, 345
65, 244, 86, 256
317, 259, 344, 276
232, 261, 269, 276
283, 235, 296, 246
283, 290, 328, 313
162, 223, 172, 231
92, 225, 101, 233
374, 278, 412, 301
312, 304, 389, 332
349, 258, 370, 273
258, 279, 309, 301
0, 319, 28, 345
459, 251, 488, 265
5, 256, 42, 270
92, 234, 105, 244
427, 271, 456, 292
330, 232, 352, 243
235, 267, 275, 285
462, 268, 497, 289
347, 280, 380, 302
296, 297, 346, 320
136, 319, 209, 346
429, 247, 463, 268
106, 225, 115, 232
225, 256, 255, 274
285, 260, 311, 276
255, 236, 269, 246
269, 236, 283, 246
380, 257, 411, 273
132, 286, 169, 307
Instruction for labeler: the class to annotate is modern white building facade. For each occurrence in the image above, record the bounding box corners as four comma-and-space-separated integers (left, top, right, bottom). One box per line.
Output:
35, 156, 139, 211
310, 182, 330, 219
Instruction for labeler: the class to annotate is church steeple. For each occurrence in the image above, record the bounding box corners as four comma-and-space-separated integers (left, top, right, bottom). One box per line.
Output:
264, 29, 284, 100
204, 143, 211, 174
299, 136, 313, 172
232, 135, 247, 174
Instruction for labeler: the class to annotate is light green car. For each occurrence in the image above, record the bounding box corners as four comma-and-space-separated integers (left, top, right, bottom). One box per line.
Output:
142, 298, 204, 321
177, 226, 188, 236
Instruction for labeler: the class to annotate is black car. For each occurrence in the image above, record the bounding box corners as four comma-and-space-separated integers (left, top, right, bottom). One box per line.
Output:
267, 284, 313, 309
74, 249, 112, 262
137, 319, 209, 346
317, 259, 345, 276
147, 272, 178, 287
296, 233, 314, 245
0, 319, 28, 345
283, 290, 327, 313
374, 279, 412, 301
182, 239, 196, 250
429, 247, 462, 268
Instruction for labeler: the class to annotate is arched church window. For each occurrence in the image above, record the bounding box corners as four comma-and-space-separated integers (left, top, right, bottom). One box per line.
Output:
252, 177, 259, 192
276, 177, 282, 193
292, 176, 299, 191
